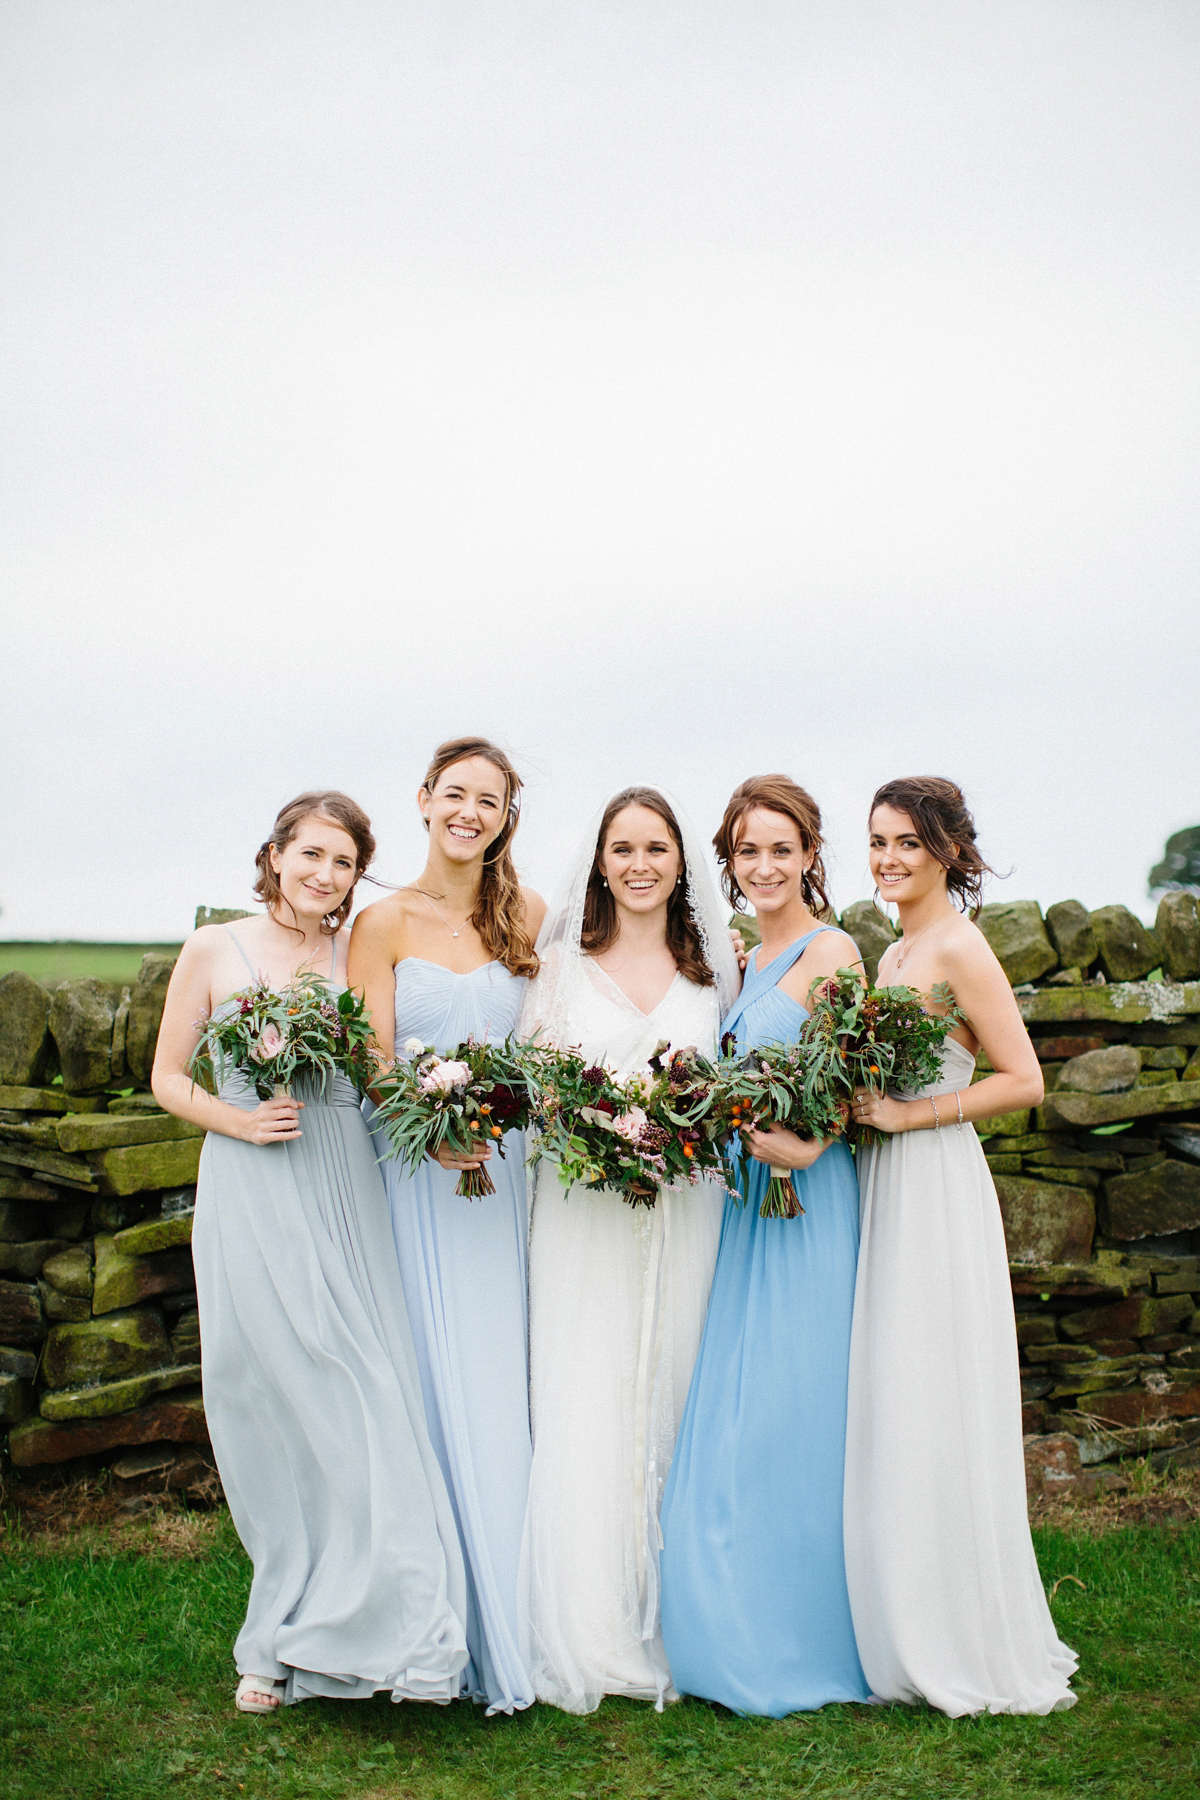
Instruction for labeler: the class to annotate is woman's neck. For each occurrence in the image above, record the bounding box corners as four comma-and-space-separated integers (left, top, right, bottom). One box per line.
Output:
755, 899, 818, 964
894, 888, 957, 941
263, 906, 330, 968
601, 904, 670, 962
414, 847, 484, 912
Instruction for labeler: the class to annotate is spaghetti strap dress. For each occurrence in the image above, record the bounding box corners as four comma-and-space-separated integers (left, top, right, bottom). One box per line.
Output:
191, 929, 469, 1704
660, 929, 869, 1715
367, 957, 535, 1716
844, 1038, 1078, 1714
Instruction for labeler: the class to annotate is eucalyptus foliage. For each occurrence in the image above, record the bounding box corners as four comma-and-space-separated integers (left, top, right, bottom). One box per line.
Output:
187, 975, 377, 1103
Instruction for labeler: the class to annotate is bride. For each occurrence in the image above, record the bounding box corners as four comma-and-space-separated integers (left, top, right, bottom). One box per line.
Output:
519, 786, 739, 1714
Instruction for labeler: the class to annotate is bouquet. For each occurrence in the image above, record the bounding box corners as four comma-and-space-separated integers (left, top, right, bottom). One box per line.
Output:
527, 1039, 728, 1209
802, 970, 964, 1138
715, 971, 964, 1219
188, 975, 378, 1102
370, 1035, 540, 1198
712, 1040, 816, 1220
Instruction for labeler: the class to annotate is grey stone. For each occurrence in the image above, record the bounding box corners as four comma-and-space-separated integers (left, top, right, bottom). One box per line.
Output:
1101, 1161, 1200, 1242
0, 1239, 66, 1279
838, 901, 897, 986
1155, 891, 1200, 981
91, 1232, 194, 1315
1058, 1045, 1141, 1094
8, 1390, 208, 1467
1044, 901, 1098, 973
48, 979, 116, 1094
112, 1212, 193, 1256
0, 972, 52, 1086
1140, 1046, 1189, 1070
40, 1241, 93, 1298
0, 1277, 46, 1344
0, 1346, 38, 1379
89, 1137, 203, 1198
55, 1111, 201, 1155
0, 1372, 34, 1424
170, 1309, 200, 1361
40, 1362, 203, 1421
106, 1093, 166, 1115
41, 1309, 171, 1390
110, 986, 131, 1085
1090, 906, 1163, 983
994, 1175, 1094, 1265
976, 902, 1058, 986
0, 1197, 41, 1242
124, 954, 177, 1088
38, 1280, 91, 1322
194, 907, 253, 930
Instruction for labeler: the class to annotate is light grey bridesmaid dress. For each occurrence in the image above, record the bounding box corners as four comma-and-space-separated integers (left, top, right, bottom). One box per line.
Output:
191, 928, 469, 1704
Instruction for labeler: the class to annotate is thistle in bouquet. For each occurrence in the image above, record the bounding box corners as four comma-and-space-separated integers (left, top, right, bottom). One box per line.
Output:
800, 968, 965, 1143
640, 1038, 730, 1191
371, 1034, 541, 1198
712, 1037, 819, 1220
187, 975, 378, 1102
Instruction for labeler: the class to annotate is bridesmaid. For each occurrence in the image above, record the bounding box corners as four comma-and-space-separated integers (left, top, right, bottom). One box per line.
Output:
660, 774, 870, 1715
845, 776, 1077, 1714
153, 791, 468, 1713
349, 737, 545, 1716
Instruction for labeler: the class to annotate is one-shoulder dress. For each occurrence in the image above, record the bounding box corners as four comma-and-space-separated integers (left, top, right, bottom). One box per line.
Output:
844, 1037, 1078, 1714
660, 930, 869, 1715
191, 930, 469, 1704
367, 957, 535, 1716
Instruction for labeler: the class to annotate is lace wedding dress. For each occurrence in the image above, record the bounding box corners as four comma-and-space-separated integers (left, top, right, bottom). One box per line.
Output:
518, 792, 738, 1715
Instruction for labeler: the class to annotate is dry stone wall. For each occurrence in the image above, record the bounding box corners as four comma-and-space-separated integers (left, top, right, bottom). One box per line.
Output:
2, 890, 1199, 1507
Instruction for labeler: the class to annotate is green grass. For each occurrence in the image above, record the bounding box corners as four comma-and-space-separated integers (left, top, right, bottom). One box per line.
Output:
0, 942, 183, 987
0, 1514, 1196, 1798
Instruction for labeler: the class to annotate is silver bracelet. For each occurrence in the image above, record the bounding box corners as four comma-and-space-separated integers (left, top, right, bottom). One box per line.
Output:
930, 1094, 941, 1132
955, 1090, 964, 1130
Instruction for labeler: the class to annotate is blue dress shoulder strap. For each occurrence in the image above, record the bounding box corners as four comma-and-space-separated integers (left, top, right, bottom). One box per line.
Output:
226, 927, 258, 979
721, 925, 837, 1040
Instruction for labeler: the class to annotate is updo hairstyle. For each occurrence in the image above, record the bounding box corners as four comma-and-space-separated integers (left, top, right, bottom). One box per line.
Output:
869, 776, 994, 916
581, 786, 714, 988
713, 774, 832, 917
253, 790, 377, 934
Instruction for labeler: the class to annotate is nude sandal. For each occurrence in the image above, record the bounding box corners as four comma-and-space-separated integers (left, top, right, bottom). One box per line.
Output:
236, 1673, 285, 1713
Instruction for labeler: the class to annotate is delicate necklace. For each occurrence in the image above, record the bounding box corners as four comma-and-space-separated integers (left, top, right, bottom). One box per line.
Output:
894, 919, 936, 971
408, 886, 475, 940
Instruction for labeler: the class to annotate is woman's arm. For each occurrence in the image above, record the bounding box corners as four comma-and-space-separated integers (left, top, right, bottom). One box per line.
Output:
347, 902, 402, 1062
854, 929, 1043, 1135
150, 935, 303, 1144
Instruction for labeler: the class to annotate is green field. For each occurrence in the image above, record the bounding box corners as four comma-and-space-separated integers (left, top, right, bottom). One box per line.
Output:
0, 1508, 1195, 1799
0, 942, 183, 987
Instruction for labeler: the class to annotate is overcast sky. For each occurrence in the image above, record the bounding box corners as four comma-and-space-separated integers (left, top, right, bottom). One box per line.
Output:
2, 1, 1198, 941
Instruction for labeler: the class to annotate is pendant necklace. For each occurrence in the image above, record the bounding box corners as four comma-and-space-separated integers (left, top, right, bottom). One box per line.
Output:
410, 886, 474, 940
895, 919, 935, 972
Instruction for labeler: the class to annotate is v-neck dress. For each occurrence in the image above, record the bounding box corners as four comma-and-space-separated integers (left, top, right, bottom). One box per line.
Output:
366, 957, 535, 1716
520, 955, 725, 1714
659, 931, 869, 1715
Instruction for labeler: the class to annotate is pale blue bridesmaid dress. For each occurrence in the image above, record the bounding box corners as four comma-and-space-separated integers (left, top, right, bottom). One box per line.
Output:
659, 930, 869, 1715
366, 958, 535, 1715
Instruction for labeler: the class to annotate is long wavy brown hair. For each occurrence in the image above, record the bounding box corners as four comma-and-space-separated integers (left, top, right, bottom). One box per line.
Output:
253, 791, 377, 936
713, 774, 832, 917
869, 776, 994, 916
581, 787, 714, 988
421, 737, 539, 978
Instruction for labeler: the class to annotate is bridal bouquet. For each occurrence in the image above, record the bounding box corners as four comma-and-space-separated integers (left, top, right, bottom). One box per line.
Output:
188, 975, 377, 1102
713, 1041, 817, 1220
528, 1039, 727, 1209
370, 1035, 540, 1198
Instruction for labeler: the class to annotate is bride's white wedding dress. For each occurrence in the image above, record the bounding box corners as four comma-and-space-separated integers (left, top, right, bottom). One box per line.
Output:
520, 950, 725, 1714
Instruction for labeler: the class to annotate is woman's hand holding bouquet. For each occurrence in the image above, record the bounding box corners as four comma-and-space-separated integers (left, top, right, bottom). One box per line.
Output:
187, 976, 379, 1148
370, 1035, 540, 1198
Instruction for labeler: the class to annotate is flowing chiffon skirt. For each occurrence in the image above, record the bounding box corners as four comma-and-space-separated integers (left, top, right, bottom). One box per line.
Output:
843, 1041, 1078, 1715
193, 1073, 469, 1704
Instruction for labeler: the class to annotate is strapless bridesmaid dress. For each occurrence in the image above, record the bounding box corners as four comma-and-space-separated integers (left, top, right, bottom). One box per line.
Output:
366, 957, 535, 1715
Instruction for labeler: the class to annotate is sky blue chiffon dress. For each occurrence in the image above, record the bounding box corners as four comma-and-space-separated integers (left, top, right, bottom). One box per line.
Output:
366, 958, 534, 1716
659, 930, 869, 1716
